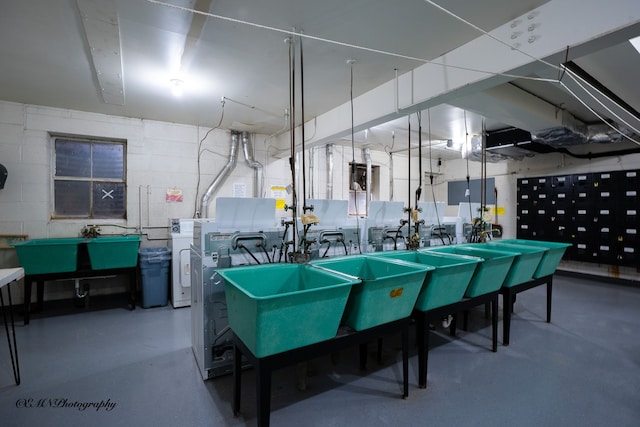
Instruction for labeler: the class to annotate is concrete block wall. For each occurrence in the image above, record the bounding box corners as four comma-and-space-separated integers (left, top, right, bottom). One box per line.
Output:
0, 100, 293, 302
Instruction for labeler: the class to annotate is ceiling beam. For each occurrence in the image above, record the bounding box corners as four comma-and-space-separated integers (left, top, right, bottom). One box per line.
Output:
282, 0, 640, 151
450, 83, 583, 133
77, 0, 125, 105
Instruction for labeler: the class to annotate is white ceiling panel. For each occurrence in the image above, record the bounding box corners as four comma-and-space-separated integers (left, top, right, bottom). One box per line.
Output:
0, 0, 638, 160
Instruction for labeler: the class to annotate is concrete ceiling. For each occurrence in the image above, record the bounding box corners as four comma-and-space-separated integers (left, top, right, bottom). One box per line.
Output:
1, 0, 639, 161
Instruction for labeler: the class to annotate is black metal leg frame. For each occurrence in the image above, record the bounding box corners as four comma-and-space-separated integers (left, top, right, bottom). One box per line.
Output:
1, 281, 20, 385
414, 290, 499, 389
23, 267, 137, 325
233, 318, 410, 427
500, 274, 553, 346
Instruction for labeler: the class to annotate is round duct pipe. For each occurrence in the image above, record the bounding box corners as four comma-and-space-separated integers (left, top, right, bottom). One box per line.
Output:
241, 131, 264, 197
199, 131, 239, 218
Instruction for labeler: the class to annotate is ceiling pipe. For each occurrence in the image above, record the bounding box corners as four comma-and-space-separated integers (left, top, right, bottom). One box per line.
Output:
553, 145, 640, 159
241, 131, 263, 197
199, 131, 239, 218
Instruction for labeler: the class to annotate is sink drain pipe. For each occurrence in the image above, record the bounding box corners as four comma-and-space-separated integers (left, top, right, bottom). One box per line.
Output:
74, 278, 88, 299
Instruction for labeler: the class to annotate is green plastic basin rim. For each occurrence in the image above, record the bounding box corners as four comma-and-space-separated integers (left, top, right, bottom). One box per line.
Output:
308, 264, 361, 283
218, 265, 360, 300
417, 250, 484, 264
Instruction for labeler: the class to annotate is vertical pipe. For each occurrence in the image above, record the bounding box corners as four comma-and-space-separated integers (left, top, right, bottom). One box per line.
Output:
146, 185, 151, 227
389, 152, 394, 201
363, 148, 372, 216
309, 147, 314, 199
326, 144, 334, 199
241, 131, 263, 198
288, 37, 297, 253
407, 116, 412, 230
299, 33, 307, 211
417, 113, 422, 209
394, 68, 399, 113
138, 185, 143, 231
200, 131, 239, 218
482, 119, 487, 211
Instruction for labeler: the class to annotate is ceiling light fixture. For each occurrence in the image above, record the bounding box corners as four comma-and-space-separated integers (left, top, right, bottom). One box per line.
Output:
170, 78, 184, 96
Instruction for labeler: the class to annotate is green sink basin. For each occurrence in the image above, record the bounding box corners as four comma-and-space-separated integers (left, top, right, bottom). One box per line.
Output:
86, 235, 141, 270
483, 242, 546, 287
218, 263, 359, 358
13, 238, 85, 275
500, 239, 571, 278
428, 245, 516, 297
311, 255, 431, 331
366, 250, 481, 311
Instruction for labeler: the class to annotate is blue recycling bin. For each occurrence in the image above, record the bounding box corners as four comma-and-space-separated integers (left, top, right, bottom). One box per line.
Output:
139, 247, 171, 308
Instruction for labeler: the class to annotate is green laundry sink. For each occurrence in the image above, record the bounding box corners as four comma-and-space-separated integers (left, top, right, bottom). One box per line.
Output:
366, 250, 481, 311
428, 245, 516, 297
218, 263, 359, 358
483, 242, 546, 287
13, 238, 85, 275
311, 255, 431, 331
86, 235, 141, 270
500, 239, 571, 278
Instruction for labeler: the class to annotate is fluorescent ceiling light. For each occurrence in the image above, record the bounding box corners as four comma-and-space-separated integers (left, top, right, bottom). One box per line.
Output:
170, 78, 184, 97
630, 36, 640, 55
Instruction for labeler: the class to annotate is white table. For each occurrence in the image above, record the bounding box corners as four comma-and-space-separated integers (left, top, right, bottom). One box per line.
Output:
1, 267, 23, 385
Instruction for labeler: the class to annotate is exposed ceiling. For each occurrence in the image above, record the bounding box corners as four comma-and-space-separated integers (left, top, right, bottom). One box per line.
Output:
1, 0, 639, 162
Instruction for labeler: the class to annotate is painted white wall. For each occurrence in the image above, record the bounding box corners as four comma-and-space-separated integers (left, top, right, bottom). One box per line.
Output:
0, 100, 295, 237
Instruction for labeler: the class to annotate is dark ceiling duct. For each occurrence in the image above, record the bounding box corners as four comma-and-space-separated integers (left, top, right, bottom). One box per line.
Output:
469, 126, 640, 162
531, 121, 639, 147
530, 61, 640, 148
469, 128, 548, 162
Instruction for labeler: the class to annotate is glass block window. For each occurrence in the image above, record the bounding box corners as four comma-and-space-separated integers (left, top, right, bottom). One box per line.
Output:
53, 137, 126, 219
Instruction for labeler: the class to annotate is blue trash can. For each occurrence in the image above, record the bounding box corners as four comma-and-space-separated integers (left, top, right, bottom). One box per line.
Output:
139, 247, 171, 308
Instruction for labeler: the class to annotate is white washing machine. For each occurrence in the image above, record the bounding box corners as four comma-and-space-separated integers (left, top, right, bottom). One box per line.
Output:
169, 219, 194, 308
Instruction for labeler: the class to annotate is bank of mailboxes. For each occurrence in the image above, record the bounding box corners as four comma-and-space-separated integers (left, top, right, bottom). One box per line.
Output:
517, 169, 638, 266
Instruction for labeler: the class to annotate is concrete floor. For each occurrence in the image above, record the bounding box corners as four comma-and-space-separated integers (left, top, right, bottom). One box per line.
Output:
1, 273, 639, 426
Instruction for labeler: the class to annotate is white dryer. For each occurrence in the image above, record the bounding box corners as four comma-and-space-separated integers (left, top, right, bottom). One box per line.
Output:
169, 219, 194, 308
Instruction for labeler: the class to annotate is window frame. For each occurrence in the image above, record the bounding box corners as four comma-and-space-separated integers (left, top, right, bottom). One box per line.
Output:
50, 134, 127, 220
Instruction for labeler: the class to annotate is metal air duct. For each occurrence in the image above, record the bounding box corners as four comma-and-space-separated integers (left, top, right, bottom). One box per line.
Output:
241, 131, 264, 197
532, 121, 638, 146
199, 131, 239, 218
